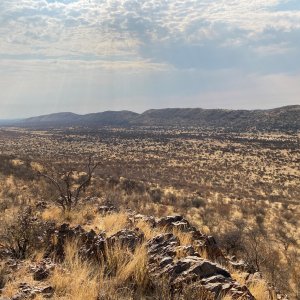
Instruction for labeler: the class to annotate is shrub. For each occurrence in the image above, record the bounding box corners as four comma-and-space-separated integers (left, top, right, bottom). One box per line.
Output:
0, 206, 53, 259
0, 262, 8, 289
191, 197, 206, 208
149, 188, 162, 203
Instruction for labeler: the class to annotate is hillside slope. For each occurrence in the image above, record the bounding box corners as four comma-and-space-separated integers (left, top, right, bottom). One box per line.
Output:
135, 105, 300, 131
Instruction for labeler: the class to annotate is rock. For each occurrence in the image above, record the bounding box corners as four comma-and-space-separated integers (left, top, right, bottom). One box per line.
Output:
147, 233, 180, 262
229, 259, 256, 273
78, 229, 106, 259
11, 294, 23, 300
186, 258, 231, 279
41, 215, 259, 300
156, 215, 189, 228
176, 245, 200, 257
31, 258, 54, 281
45, 223, 106, 261
155, 215, 225, 261
133, 214, 156, 227
47, 223, 145, 262
11, 283, 55, 300
40, 285, 55, 298
33, 266, 49, 281
36, 201, 48, 210
12, 283, 36, 300
159, 256, 173, 268
97, 205, 118, 215
107, 228, 144, 251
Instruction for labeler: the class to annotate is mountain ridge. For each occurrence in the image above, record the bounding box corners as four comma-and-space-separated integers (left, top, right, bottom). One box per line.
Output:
6, 105, 300, 132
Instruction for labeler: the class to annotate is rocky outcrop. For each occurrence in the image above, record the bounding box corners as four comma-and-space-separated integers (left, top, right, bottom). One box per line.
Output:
136, 214, 225, 261
46, 224, 144, 261
147, 233, 254, 299
4, 212, 280, 299
43, 214, 255, 299
45, 223, 106, 261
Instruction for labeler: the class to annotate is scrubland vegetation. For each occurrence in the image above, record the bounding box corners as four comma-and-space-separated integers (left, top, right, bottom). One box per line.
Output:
0, 126, 299, 299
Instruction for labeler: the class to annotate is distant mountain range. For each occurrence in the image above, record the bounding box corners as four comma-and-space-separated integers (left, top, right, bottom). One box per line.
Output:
2, 105, 300, 132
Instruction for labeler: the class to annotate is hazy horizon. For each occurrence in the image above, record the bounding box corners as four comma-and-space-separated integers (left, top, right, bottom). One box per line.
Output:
1, 0, 300, 118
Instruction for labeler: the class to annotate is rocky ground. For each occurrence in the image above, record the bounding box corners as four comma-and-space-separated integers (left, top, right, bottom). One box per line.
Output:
0, 205, 288, 300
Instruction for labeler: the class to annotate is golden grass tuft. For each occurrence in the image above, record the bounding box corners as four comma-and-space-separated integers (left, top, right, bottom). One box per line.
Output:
248, 280, 273, 300
135, 219, 157, 240
172, 227, 193, 246
117, 244, 149, 290
41, 205, 96, 227
50, 240, 99, 300
50, 238, 150, 300
95, 212, 129, 236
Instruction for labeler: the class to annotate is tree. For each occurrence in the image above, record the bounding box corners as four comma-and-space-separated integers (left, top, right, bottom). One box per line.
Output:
38, 156, 99, 211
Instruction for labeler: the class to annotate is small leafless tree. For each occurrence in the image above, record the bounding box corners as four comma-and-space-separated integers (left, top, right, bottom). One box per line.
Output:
38, 156, 99, 211
243, 226, 267, 272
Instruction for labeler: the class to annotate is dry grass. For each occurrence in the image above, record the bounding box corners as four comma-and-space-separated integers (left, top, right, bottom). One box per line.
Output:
221, 295, 233, 300
41, 205, 96, 226
135, 219, 157, 240
172, 227, 193, 246
230, 270, 247, 286
104, 243, 149, 291
50, 238, 149, 300
50, 240, 99, 300
1, 262, 35, 298
248, 280, 273, 300
0, 127, 299, 298
95, 212, 129, 236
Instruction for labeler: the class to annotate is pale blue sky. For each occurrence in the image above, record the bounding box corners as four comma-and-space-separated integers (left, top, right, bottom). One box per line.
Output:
0, 0, 300, 118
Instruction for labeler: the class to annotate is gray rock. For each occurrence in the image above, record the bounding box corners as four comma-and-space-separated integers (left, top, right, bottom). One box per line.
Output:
33, 266, 49, 281
107, 228, 144, 251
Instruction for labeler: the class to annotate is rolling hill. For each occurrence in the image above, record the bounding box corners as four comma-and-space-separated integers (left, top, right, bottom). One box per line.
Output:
8, 105, 300, 132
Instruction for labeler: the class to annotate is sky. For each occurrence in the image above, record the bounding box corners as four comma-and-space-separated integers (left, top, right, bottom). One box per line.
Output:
0, 0, 300, 118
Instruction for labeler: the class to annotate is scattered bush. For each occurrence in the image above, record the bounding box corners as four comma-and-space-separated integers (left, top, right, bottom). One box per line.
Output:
0, 206, 54, 259
191, 197, 206, 208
